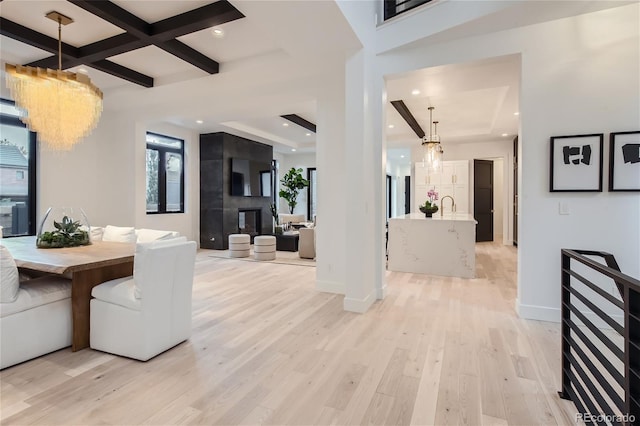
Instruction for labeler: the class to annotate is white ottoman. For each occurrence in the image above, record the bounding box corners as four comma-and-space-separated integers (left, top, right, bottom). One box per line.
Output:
229, 234, 250, 258
253, 235, 276, 261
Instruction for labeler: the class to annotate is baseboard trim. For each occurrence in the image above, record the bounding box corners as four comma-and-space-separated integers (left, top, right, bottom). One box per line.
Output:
516, 301, 559, 322
316, 280, 344, 295
517, 300, 623, 329
344, 291, 375, 313
376, 284, 388, 300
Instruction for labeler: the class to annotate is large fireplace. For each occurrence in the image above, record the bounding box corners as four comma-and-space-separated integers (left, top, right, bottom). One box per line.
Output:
238, 208, 261, 238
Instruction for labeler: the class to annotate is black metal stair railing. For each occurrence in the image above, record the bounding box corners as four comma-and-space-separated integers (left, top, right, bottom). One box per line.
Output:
383, 0, 434, 21
559, 249, 640, 425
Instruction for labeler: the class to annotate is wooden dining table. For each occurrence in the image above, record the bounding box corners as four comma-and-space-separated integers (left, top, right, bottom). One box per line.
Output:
2, 236, 135, 351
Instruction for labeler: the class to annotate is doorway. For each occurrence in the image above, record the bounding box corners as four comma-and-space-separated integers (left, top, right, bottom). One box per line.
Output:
474, 159, 494, 242
404, 176, 411, 214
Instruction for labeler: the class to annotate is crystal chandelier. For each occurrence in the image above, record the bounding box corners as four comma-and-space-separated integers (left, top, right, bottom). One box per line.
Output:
5, 11, 103, 150
422, 106, 443, 170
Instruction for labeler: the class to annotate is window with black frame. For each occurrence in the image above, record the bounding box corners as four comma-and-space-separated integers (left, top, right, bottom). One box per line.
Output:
0, 99, 37, 237
146, 132, 184, 214
307, 167, 317, 221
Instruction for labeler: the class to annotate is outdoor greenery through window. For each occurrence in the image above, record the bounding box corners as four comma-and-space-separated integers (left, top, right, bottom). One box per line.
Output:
146, 132, 184, 214
0, 99, 36, 237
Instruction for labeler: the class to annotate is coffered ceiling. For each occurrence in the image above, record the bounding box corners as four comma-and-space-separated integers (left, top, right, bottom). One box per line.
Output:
0, 1, 627, 155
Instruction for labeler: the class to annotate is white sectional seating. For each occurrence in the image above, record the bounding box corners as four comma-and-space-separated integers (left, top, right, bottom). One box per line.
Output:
0, 245, 72, 369
0, 225, 182, 369
90, 226, 180, 243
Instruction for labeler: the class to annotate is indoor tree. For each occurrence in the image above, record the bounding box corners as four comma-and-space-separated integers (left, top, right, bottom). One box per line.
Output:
279, 167, 309, 214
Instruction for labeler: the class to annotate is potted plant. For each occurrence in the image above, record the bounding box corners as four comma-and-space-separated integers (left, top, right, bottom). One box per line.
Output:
36, 208, 91, 248
270, 203, 283, 235
419, 188, 439, 217
279, 167, 309, 214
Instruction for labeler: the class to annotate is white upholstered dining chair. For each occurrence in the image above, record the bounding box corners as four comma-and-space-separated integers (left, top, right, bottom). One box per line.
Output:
89, 237, 196, 361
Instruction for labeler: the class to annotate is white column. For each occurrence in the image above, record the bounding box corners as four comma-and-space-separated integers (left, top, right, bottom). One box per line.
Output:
315, 74, 347, 295
342, 48, 385, 312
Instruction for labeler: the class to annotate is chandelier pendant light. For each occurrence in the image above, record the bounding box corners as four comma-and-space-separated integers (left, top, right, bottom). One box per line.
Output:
5, 11, 103, 150
421, 106, 444, 171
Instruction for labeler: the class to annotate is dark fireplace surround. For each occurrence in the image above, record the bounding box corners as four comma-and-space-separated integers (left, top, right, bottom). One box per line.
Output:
200, 132, 273, 250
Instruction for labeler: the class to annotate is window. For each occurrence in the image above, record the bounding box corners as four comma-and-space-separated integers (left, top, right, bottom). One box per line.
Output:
0, 99, 37, 237
146, 132, 184, 214
307, 167, 316, 221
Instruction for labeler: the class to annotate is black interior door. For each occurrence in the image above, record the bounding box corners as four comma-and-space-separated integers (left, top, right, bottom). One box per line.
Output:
474, 160, 494, 242
404, 176, 411, 214
513, 137, 518, 246
386, 175, 392, 219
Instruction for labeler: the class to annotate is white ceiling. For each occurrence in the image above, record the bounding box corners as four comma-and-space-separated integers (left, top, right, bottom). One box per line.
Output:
0, 1, 624, 156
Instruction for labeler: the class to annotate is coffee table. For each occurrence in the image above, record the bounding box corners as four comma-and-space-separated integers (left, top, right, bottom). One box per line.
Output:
2, 236, 135, 351
273, 233, 299, 251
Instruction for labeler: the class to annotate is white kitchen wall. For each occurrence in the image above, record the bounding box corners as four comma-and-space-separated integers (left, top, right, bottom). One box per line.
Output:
385, 4, 640, 321
411, 139, 513, 244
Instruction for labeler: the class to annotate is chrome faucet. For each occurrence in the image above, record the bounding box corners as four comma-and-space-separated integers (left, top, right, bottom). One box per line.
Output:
440, 195, 455, 217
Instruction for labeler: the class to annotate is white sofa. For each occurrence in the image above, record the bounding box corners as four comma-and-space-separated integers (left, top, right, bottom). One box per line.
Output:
278, 214, 305, 225
90, 238, 197, 361
0, 245, 72, 370
90, 226, 180, 243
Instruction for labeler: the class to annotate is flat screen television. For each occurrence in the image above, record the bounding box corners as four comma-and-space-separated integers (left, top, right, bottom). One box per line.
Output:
230, 158, 272, 197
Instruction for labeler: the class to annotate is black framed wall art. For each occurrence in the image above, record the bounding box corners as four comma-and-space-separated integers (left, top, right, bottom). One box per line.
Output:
609, 131, 640, 191
550, 134, 603, 192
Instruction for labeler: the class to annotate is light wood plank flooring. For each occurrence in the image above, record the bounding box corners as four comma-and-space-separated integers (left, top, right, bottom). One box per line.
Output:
0, 242, 578, 425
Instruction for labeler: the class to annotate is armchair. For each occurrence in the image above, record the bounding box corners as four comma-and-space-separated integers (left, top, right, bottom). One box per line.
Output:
89, 238, 196, 361
298, 227, 315, 259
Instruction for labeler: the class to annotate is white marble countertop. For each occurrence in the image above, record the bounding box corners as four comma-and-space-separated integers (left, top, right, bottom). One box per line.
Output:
391, 213, 477, 223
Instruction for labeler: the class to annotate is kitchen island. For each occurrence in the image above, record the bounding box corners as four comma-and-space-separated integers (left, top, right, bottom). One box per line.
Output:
387, 213, 477, 278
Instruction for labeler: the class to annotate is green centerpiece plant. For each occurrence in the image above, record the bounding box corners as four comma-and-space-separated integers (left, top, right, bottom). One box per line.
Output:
36, 208, 91, 248
279, 167, 309, 214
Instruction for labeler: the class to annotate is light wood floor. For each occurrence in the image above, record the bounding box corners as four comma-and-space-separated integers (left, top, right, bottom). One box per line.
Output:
0, 242, 579, 425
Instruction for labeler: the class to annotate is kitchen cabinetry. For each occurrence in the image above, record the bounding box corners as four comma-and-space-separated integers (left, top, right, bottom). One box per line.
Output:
414, 160, 469, 214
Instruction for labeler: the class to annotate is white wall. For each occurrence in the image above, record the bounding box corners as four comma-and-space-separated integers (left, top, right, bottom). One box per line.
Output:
38, 111, 136, 228
277, 152, 316, 219
38, 112, 200, 242
388, 4, 640, 321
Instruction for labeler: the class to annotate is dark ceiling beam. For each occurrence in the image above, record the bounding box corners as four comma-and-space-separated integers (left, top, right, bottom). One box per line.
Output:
157, 40, 219, 74
281, 114, 317, 133
1, 17, 153, 87
68, 0, 151, 39
0, 17, 79, 59
151, 1, 245, 39
390, 100, 425, 138
91, 59, 154, 88
4, 0, 243, 87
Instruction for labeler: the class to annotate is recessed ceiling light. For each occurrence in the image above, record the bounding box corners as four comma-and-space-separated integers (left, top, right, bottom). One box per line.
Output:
388, 124, 395, 129
291, 148, 296, 152
211, 28, 224, 38
196, 120, 203, 124
400, 155, 405, 158
282, 123, 289, 127
502, 133, 508, 137
514, 112, 520, 116
411, 89, 420, 95
306, 133, 311, 136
